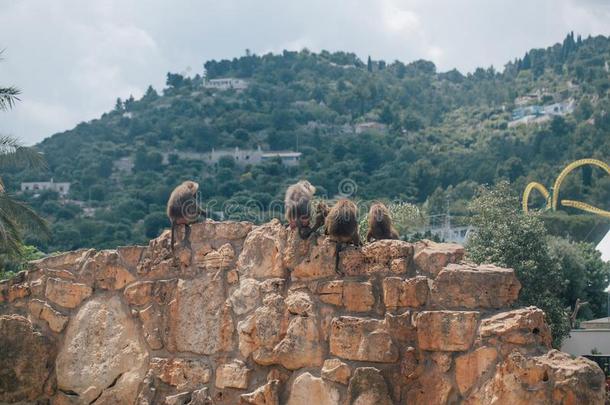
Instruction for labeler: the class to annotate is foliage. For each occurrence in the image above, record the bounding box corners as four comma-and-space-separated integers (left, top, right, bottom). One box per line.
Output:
467, 182, 571, 347
0, 62, 50, 263
6, 33, 610, 252
0, 244, 45, 279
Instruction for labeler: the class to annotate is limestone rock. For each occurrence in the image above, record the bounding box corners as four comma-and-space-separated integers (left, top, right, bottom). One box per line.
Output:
117, 245, 146, 269
405, 366, 455, 405
382, 276, 429, 309
45, 277, 92, 309
28, 299, 69, 332
0, 315, 53, 403
342, 281, 375, 312
478, 307, 552, 348
238, 293, 286, 360
124, 280, 154, 306
55, 295, 148, 404
330, 316, 398, 363
317, 281, 375, 312
416, 311, 479, 351
287, 372, 340, 405
167, 276, 228, 355
455, 347, 498, 395
230, 278, 261, 315
290, 236, 337, 281
138, 304, 164, 349
340, 240, 414, 276
237, 220, 287, 279
7, 282, 30, 302
273, 315, 324, 369
317, 281, 343, 306
347, 367, 392, 405
362, 240, 414, 264
151, 357, 211, 390
414, 240, 464, 277
189, 387, 213, 405
285, 290, 314, 316
30, 248, 94, 272
81, 250, 136, 290
322, 358, 352, 385
194, 242, 235, 272
431, 263, 520, 309
215, 359, 252, 389
240, 380, 280, 405
465, 350, 605, 405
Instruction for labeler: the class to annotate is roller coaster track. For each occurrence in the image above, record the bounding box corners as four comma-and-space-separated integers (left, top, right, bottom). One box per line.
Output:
522, 158, 610, 219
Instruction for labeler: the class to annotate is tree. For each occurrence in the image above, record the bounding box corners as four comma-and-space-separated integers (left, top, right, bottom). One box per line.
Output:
0, 63, 50, 262
467, 182, 571, 347
367, 56, 373, 73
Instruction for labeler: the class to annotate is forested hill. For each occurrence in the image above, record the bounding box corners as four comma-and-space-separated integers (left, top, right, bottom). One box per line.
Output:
8, 32, 610, 251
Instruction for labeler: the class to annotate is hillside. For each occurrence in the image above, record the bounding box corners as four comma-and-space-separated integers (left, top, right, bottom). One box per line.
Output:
6, 32, 610, 252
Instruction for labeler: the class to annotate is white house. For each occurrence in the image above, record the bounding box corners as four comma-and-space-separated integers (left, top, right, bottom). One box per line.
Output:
21, 179, 71, 197
203, 78, 248, 91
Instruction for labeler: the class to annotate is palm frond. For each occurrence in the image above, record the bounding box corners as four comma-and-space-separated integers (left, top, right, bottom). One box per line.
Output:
0, 206, 24, 258
0, 86, 20, 111
0, 135, 47, 170
0, 193, 51, 239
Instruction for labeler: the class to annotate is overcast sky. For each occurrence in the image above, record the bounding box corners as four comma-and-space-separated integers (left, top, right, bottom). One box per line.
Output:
1, 0, 609, 145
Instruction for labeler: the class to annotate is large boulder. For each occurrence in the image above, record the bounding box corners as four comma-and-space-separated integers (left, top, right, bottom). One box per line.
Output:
0, 315, 53, 403
416, 311, 479, 351
237, 220, 288, 279
465, 350, 605, 404
330, 316, 398, 363
287, 372, 340, 405
431, 263, 520, 309
55, 295, 149, 404
166, 276, 232, 354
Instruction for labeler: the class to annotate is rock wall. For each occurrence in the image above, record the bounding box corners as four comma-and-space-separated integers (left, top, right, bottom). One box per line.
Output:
0, 219, 605, 405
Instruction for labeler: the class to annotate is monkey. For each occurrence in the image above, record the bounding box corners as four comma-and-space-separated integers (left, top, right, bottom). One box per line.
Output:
324, 199, 361, 245
366, 202, 399, 242
167, 180, 204, 251
284, 180, 316, 239
299, 200, 329, 239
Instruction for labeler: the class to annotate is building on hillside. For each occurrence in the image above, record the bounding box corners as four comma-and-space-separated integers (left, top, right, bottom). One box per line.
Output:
113, 157, 135, 173
261, 151, 301, 166
355, 122, 387, 134
203, 78, 248, 91
162, 146, 302, 167
510, 99, 575, 127
21, 179, 71, 197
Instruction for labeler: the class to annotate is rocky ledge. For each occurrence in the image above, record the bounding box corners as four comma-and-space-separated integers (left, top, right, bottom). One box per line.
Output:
0, 219, 605, 404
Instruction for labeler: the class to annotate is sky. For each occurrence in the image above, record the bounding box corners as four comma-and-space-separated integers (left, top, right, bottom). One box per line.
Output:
1, 0, 609, 145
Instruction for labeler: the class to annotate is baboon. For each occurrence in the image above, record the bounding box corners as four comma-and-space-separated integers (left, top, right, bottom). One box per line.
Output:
167, 180, 203, 250
299, 201, 329, 239
325, 199, 361, 245
366, 202, 399, 242
285, 180, 316, 238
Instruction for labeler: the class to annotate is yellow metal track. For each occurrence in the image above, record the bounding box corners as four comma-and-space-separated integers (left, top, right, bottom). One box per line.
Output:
523, 158, 610, 218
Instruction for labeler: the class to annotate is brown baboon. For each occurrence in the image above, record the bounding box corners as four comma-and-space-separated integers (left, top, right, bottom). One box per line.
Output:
366, 202, 399, 242
300, 201, 329, 239
325, 199, 361, 245
285, 180, 316, 238
167, 180, 203, 250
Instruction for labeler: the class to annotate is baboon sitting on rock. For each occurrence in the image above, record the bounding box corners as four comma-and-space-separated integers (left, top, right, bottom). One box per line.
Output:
366, 202, 399, 242
167, 180, 204, 251
285, 180, 317, 239
325, 199, 361, 246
